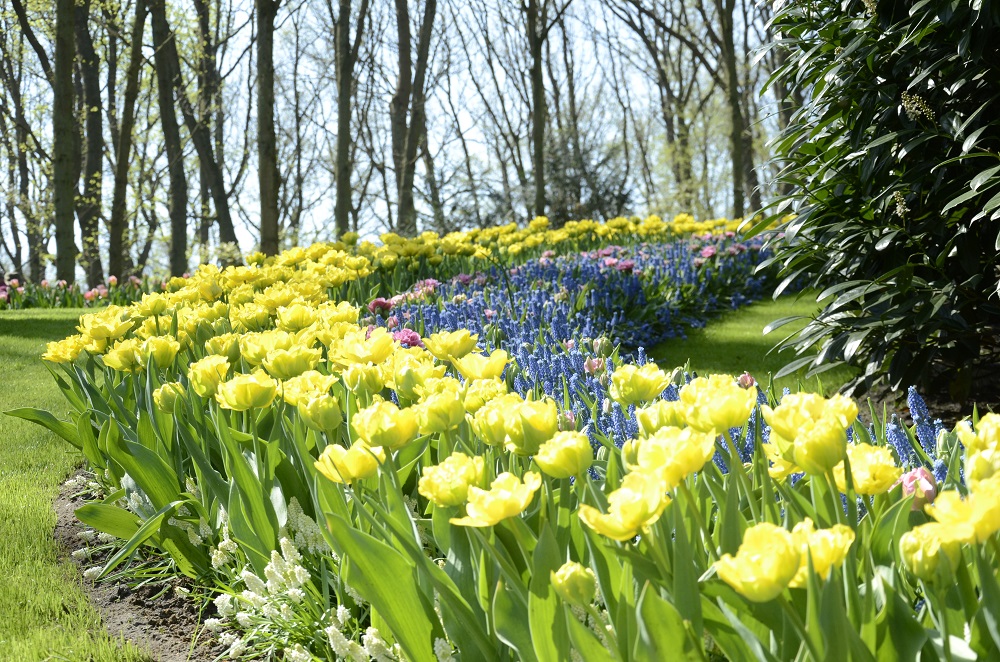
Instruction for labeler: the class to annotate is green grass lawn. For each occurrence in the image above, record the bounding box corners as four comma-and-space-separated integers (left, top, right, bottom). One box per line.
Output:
649, 293, 857, 395
0, 309, 147, 661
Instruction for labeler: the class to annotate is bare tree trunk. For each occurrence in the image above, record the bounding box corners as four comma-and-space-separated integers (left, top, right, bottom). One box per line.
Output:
717, 0, 745, 218
422, 143, 446, 232
53, 0, 78, 283
526, 0, 546, 218
150, 0, 188, 276
108, 0, 147, 278
333, 0, 370, 238
257, 0, 280, 255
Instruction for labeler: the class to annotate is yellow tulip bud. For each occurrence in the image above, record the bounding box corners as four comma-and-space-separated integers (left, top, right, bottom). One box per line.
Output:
788, 518, 855, 588
215, 369, 277, 410
450, 472, 541, 527
714, 523, 800, 602
679, 374, 756, 433
834, 443, 902, 495
453, 350, 509, 381
297, 394, 343, 431
153, 382, 185, 413
423, 329, 479, 361
535, 431, 594, 478
578, 471, 669, 541
188, 355, 230, 398
504, 398, 558, 456
352, 401, 419, 450
315, 442, 385, 484
142, 336, 180, 370
609, 363, 670, 406
263, 345, 322, 380
418, 452, 485, 507
551, 561, 596, 607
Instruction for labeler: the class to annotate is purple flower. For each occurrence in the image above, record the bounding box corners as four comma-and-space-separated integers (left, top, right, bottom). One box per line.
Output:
368, 297, 393, 314
393, 329, 424, 348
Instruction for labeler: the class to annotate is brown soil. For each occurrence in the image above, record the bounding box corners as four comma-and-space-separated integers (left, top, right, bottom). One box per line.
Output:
54, 473, 226, 662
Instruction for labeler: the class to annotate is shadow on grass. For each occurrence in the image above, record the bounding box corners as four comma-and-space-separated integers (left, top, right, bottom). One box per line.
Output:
0, 311, 83, 344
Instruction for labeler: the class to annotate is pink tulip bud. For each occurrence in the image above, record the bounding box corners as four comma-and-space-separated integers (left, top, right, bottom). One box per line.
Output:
584, 357, 605, 375
897, 467, 937, 510
737, 372, 756, 389
386, 315, 399, 330
558, 410, 577, 431
9, 278, 19, 287
41, 280, 49, 287
107, 275, 118, 286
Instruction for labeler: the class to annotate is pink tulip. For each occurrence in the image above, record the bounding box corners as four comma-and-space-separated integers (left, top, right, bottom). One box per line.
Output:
107, 275, 118, 286
41, 280, 49, 288
897, 467, 937, 510
367, 298, 392, 314
584, 357, 605, 375
737, 372, 756, 389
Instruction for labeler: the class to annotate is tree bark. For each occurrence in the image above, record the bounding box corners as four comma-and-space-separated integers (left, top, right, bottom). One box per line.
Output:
717, 0, 745, 218
526, 0, 547, 218
333, 0, 370, 239
74, 0, 106, 286
257, 0, 280, 255
108, 0, 147, 278
53, 0, 78, 283
150, 0, 189, 276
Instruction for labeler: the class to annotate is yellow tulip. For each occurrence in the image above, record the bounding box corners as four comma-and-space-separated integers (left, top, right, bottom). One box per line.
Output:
417, 452, 485, 507
263, 346, 322, 380
297, 394, 343, 432
205, 333, 241, 363
337, 328, 395, 365
453, 350, 509, 381
314, 442, 385, 484
900, 522, 966, 582
77, 306, 132, 341
463, 378, 508, 414
188, 355, 230, 398
925, 483, 1000, 543
153, 382, 185, 413
761, 393, 857, 476
103, 338, 144, 372
578, 471, 669, 541
280, 370, 337, 407
215, 369, 278, 410
450, 472, 541, 527
534, 431, 594, 479
352, 401, 419, 450
627, 426, 717, 490
42, 335, 88, 363
239, 331, 295, 366
276, 303, 319, 332
423, 329, 479, 361
342, 362, 385, 395
635, 399, 686, 437
471, 393, 522, 446
551, 561, 596, 607
609, 363, 671, 406
958, 415, 1000, 489
679, 374, 756, 433
834, 443, 902, 495
714, 523, 800, 602
416, 387, 465, 434
504, 397, 558, 456
788, 518, 855, 588
142, 336, 180, 369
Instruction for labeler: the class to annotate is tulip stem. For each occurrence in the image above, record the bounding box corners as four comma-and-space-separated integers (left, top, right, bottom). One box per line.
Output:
724, 430, 761, 523
778, 594, 821, 661
678, 481, 718, 562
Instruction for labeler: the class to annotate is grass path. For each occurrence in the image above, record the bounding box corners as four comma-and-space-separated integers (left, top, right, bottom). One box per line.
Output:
0, 309, 146, 661
649, 293, 857, 395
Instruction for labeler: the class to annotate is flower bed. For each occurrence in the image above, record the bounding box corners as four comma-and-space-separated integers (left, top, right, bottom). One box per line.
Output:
11, 217, 998, 660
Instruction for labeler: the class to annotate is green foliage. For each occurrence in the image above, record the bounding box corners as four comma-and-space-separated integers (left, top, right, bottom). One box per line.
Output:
758, 0, 1000, 394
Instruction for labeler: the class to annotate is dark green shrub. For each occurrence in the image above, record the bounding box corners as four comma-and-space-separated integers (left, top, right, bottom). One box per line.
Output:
754, 0, 1000, 396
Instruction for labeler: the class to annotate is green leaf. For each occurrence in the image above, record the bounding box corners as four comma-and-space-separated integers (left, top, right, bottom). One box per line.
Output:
529, 526, 570, 662
493, 579, 538, 661
75, 503, 140, 540
99, 500, 180, 578
325, 512, 440, 662
634, 582, 702, 661
5, 407, 81, 449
